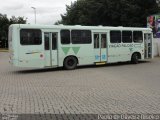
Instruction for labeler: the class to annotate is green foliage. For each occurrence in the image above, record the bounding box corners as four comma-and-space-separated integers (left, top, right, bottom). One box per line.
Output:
57, 0, 159, 27
9, 16, 26, 24
0, 14, 26, 48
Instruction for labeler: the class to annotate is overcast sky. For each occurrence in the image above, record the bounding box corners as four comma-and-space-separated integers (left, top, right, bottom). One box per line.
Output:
0, 0, 76, 24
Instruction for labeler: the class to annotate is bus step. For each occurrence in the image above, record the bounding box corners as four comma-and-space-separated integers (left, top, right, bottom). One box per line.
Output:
95, 62, 106, 65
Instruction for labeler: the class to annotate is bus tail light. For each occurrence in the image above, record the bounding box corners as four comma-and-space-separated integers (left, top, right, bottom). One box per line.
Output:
40, 54, 44, 58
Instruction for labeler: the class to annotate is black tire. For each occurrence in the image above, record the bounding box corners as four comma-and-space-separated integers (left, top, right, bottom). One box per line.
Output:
131, 53, 139, 64
63, 56, 78, 70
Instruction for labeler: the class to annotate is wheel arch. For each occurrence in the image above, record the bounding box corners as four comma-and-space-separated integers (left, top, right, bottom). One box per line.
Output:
63, 55, 79, 65
131, 52, 141, 60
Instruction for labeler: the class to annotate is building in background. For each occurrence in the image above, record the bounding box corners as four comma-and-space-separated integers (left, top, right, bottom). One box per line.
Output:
147, 14, 160, 56
148, 0, 160, 38
147, 14, 160, 38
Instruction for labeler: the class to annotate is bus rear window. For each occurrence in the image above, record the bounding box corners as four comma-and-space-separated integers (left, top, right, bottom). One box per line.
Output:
20, 29, 42, 45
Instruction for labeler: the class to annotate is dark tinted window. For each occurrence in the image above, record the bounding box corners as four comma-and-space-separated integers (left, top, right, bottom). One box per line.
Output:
133, 31, 143, 43
20, 29, 42, 45
52, 33, 57, 50
110, 31, 121, 43
71, 30, 91, 44
44, 33, 50, 50
122, 31, 132, 43
61, 30, 70, 44
94, 34, 99, 48
101, 34, 107, 48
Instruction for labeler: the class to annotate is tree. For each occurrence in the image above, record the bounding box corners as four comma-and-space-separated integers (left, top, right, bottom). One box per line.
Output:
0, 14, 26, 48
0, 14, 9, 48
9, 16, 26, 24
56, 0, 159, 27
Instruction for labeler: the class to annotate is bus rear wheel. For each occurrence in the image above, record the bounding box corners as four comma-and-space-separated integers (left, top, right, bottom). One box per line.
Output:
63, 56, 78, 70
131, 53, 139, 64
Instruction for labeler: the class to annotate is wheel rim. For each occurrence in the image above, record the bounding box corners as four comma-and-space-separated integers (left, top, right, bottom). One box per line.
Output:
135, 55, 138, 60
132, 54, 138, 64
67, 59, 74, 66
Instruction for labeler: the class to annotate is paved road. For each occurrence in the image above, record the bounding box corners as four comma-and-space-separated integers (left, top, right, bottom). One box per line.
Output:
0, 52, 160, 119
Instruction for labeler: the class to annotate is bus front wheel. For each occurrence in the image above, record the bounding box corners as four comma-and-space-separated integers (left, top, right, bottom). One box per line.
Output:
63, 56, 78, 70
131, 53, 139, 64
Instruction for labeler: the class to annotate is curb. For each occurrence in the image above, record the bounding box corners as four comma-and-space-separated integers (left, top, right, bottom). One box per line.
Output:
0, 50, 9, 52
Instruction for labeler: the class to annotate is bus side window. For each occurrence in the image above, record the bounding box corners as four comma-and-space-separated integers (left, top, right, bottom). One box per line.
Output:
133, 31, 143, 43
61, 30, 70, 44
110, 31, 121, 43
122, 31, 132, 43
71, 30, 92, 44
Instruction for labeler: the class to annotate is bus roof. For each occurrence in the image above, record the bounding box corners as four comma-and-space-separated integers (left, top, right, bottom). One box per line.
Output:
11, 24, 152, 31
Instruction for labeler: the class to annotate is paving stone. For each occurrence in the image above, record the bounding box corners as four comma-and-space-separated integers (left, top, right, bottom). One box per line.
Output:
0, 52, 160, 120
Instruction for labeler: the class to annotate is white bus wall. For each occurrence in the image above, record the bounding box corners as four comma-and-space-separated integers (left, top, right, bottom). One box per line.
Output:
17, 28, 44, 68
9, 26, 19, 66
107, 43, 144, 63
58, 44, 95, 67
153, 38, 160, 57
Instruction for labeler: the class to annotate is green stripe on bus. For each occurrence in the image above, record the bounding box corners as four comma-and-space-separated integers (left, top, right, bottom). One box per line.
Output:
72, 47, 80, 55
62, 47, 70, 55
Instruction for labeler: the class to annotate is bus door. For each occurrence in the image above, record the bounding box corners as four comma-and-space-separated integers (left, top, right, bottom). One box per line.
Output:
144, 33, 152, 58
94, 33, 107, 63
44, 32, 58, 67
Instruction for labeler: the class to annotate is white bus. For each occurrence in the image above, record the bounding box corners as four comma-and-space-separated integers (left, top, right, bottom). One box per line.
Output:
9, 24, 153, 70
